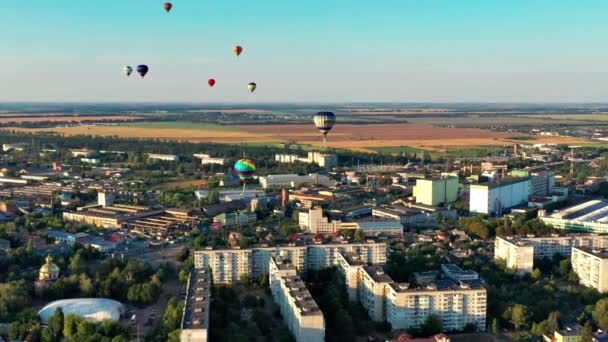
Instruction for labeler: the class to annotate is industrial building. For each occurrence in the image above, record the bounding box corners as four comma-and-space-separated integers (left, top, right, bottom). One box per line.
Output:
147, 153, 179, 162
571, 247, 608, 293
540, 200, 608, 234
213, 210, 257, 227
180, 269, 210, 342
193, 153, 225, 165
413, 177, 459, 207
269, 257, 325, 342
339, 221, 404, 237
259, 174, 337, 189
275, 151, 338, 169
469, 177, 531, 215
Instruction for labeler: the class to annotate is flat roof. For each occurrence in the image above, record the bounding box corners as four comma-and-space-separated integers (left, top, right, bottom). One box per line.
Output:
181, 269, 210, 330
363, 266, 393, 283
574, 246, 608, 259
549, 200, 608, 223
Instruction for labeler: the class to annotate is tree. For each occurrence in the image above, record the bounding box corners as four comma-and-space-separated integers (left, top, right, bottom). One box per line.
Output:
177, 247, 190, 262
43, 307, 64, 342
547, 311, 561, 333
559, 259, 572, 277
63, 313, 78, 338
354, 229, 364, 242
531, 320, 549, 337
69, 253, 87, 274
490, 318, 499, 334
509, 304, 528, 331
26, 239, 33, 255
422, 314, 443, 336
531, 268, 542, 281
593, 299, 608, 331
581, 322, 594, 342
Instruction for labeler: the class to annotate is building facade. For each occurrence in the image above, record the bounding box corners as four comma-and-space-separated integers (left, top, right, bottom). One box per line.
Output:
494, 237, 534, 274
259, 174, 337, 189
180, 269, 210, 342
470, 177, 531, 215
571, 247, 608, 293
269, 257, 325, 342
413, 177, 459, 207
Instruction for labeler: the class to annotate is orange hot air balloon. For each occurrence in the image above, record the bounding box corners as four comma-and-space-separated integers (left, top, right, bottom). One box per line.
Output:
208, 79, 216, 87
233, 45, 243, 57
163, 2, 173, 12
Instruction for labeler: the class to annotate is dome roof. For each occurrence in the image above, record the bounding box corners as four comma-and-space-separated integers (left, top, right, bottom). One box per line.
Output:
38, 298, 124, 323
40, 255, 60, 274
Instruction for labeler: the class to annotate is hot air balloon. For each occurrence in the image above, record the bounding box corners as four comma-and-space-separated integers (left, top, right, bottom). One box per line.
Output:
163, 2, 173, 12
123, 66, 133, 77
136, 65, 149, 78
234, 159, 256, 193
313, 112, 336, 148
248, 82, 257, 93
208, 79, 216, 87
233, 45, 243, 57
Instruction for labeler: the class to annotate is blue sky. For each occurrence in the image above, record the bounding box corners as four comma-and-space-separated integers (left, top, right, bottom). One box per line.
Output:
1, 0, 607, 102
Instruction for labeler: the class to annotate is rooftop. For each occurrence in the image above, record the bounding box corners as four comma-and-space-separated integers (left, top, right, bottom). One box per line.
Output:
363, 265, 393, 283
549, 200, 608, 223
181, 269, 210, 330
574, 246, 608, 259
283, 276, 322, 316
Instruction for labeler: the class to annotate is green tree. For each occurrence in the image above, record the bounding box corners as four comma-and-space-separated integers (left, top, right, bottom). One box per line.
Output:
422, 314, 443, 336
354, 229, 364, 242
531, 320, 549, 337
26, 239, 34, 255
581, 322, 594, 342
593, 299, 608, 331
43, 307, 64, 342
63, 313, 78, 338
490, 318, 499, 333
509, 304, 528, 331
69, 253, 87, 274
547, 311, 561, 333
531, 268, 542, 281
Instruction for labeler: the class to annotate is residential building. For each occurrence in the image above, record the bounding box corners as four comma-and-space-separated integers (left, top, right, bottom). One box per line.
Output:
337, 256, 487, 331
194, 241, 387, 284
571, 247, 608, 293
47, 230, 90, 246
259, 174, 337, 189
180, 269, 210, 342
540, 200, 608, 234
494, 237, 534, 274
269, 257, 325, 342
299, 207, 340, 234
413, 177, 459, 206
470, 177, 531, 215
542, 325, 582, 342
194, 248, 252, 284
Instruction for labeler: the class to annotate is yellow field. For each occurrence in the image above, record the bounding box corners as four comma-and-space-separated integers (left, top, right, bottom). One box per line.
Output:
2, 124, 592, 152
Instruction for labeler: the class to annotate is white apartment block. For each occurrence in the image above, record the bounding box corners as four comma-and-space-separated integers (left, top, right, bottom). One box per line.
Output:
269, 257, 325, 342
470, 177, 531, 215
385, 280, 487, 332
194, 248, 252, 284
494, 237, 534, 274
494, 235, 608, 274
571, 247, 608, 293
299, 207, 340, 234
338, 254, 486, 332
194, 241, 387, 284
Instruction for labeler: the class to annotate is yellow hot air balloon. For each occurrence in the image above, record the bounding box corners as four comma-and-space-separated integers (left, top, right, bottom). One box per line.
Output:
248, 82, 257, 93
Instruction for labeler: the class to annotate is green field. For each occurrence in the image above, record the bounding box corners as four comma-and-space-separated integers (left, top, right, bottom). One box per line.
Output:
121, 121, 241, 131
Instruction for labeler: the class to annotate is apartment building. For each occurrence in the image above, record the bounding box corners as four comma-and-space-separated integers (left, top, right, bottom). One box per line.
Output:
298, 207, 340, 234
213, 211, 257, 227
470, 177, 531, 215
385, 278, 487, 332
194, 248, 252, 284
194, 241, 387, 284
494, 235, 608, 274
338, 255, 487, 332
180, 269, 210, 342
571, 247, 608, 293
269, 257, 325, 342
494, 237, 534, 274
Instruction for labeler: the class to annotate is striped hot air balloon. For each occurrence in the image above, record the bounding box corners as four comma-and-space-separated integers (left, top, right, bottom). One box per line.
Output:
313, 112, 336, 148
234, 159, 256, 194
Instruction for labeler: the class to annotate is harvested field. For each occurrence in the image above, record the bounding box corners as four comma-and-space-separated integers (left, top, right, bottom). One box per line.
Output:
2, 123, 590, 152
186, 109, 271, 114
0, 115, 142, 124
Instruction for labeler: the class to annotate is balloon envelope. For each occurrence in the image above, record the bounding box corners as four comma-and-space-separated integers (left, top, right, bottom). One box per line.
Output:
163, 2, 172, 12
208, 79, 216, 87
313, 112, 336, 135
136, 65, 149, 78
123, 66, 133, 77
248, 82, 257, 93
234, 159, 256, 181
233, 46, 243, 57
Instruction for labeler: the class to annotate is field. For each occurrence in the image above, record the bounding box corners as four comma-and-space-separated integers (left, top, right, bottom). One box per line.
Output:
2, 122, 591, 153
0, 115, 142, 124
